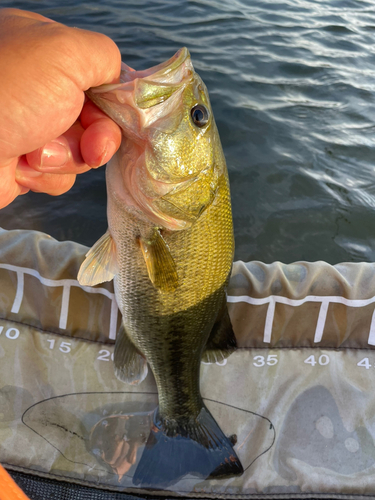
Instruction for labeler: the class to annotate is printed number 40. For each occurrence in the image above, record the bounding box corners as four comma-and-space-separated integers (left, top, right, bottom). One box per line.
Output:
253, 355, 278, 367
304, 354, 330, 366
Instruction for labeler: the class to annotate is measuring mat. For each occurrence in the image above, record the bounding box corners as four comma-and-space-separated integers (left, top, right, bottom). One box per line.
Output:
0, 228, 374, 498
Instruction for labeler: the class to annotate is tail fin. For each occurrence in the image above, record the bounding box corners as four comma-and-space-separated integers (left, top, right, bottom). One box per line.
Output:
132, 406, 243, 487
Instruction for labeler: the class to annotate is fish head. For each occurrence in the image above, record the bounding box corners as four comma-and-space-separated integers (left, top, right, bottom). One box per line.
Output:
86, 48, 224, 230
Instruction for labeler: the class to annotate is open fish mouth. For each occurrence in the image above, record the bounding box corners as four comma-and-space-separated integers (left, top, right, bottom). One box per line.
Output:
120, 47, 192, 84
87, 48, 194, 110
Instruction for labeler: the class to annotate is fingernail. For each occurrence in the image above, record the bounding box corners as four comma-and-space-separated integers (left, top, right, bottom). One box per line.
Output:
41, 140, 69, 167
20, 186, 30, 195
94, 141, 117, 168
16, 165, 43, 179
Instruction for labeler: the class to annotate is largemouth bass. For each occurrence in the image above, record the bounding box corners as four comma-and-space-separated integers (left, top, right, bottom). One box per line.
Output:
78, 48, 243, 487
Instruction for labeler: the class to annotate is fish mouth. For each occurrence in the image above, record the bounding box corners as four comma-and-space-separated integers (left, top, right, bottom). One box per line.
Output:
87, 47, 192, 96
85, 47, 194, 140
87, 49, 215, 232
119, 48, 192, 84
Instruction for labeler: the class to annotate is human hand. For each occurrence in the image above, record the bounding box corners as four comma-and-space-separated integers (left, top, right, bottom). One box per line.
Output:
0, 8, 122, 209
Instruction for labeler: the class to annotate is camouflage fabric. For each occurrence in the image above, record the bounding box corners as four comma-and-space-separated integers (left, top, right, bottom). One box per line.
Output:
0, 228, 374, 498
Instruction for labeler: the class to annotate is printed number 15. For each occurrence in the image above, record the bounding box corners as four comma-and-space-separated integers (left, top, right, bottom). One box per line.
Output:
253, 355, 278, 367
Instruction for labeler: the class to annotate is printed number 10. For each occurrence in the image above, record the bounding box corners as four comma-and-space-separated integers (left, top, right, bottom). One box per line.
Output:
0, 327, 19, 339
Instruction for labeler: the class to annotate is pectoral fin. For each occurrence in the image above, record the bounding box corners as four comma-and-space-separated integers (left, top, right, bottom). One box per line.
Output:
139, 229, 178, 292
114, 324, 148, 385
202, 294, 237, 364
78, 230, 118, 286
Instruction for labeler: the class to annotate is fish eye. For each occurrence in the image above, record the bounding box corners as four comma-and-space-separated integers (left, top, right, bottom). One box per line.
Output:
191, 104, 209, 127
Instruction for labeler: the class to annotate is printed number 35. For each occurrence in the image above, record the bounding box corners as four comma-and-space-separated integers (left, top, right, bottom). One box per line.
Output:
253, 355, 278, 367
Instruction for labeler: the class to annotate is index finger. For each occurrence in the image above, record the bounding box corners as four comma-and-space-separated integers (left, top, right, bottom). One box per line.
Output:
0, 8, 55, 23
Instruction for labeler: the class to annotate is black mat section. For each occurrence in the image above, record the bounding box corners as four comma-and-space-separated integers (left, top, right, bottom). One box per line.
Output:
7, 470, 157, 500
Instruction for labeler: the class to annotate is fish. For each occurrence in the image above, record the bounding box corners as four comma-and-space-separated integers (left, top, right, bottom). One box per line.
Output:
78, 47, 243, 487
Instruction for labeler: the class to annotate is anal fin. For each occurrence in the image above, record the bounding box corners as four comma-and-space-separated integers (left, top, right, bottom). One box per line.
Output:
139, 228, 178, 292
114, 324, 148, 385
78, 230, 118, 286
202, 294, 237, 364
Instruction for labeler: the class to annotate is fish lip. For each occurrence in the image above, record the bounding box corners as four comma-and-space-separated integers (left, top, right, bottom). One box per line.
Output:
119, 48, 190, 83
86, 47, 191, 96
85, 47, 194, 142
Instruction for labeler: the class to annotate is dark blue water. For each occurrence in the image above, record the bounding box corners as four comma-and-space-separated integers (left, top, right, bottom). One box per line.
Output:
2, 0, 375, 264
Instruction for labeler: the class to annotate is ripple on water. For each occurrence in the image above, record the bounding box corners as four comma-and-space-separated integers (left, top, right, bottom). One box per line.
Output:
2, 0, 375, 264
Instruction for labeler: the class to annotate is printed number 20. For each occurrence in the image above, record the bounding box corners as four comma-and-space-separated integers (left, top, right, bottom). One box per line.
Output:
97, 350, 114, 361
253, 355, 278, 367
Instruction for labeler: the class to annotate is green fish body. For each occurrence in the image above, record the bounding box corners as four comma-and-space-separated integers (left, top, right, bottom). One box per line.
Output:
78, 48, 243, 487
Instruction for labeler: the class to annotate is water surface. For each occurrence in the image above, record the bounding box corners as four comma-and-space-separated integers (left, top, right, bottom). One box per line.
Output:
2, 0, 375, 264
